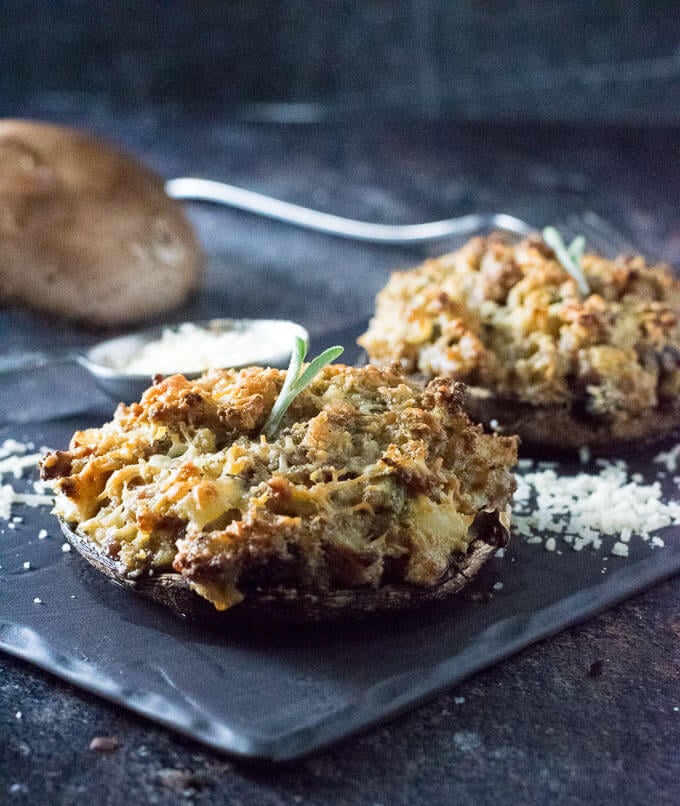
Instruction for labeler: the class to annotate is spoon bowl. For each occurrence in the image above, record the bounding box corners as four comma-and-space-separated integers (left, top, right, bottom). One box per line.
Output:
3, 318, 309, 404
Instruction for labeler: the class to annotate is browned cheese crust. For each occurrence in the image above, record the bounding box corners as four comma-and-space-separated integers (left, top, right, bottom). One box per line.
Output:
359, 235, 680, 449
41, 365, 517, 613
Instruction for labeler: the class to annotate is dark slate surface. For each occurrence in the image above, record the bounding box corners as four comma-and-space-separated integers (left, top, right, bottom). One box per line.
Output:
1, 115, 680, 801
3, 409, 680, 764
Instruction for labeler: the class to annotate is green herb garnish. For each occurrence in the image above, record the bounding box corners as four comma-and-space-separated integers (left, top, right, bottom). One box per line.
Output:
262, 337, 344, 440
542, 226, 590, 295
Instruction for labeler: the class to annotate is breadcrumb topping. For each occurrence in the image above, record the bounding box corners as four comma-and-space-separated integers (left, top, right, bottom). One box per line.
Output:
42, 364, 517, 611
360, 235, 680, 429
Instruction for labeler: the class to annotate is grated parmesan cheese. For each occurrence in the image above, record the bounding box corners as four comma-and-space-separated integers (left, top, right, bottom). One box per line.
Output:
654, 443, 680, 473
0, 438, 33, 458
514, 454, 680, 555
0, 453, 44, 479
105, 321, 300, 375
0, 438, 54, 521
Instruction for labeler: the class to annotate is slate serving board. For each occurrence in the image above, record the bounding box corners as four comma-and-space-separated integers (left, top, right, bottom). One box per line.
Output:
2, 330, 680, 762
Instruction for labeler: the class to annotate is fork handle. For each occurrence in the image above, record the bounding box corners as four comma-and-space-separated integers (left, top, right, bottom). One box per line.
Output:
166, 177, 533, 244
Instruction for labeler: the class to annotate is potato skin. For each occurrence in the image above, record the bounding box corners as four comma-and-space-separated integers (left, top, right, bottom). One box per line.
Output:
0, 119, 203, 326
360, 234, 680, 450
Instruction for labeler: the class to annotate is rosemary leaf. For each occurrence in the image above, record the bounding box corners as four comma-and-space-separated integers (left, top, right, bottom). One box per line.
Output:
263, 336, 306, 439
567, 235, 585, 264
262, 337, 344, 440
543, 226, 590, 295
295, 345, 344, 392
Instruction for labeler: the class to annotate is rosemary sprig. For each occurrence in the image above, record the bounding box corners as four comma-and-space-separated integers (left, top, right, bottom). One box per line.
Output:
542, 226, 590, 295
262, 336, 344, 440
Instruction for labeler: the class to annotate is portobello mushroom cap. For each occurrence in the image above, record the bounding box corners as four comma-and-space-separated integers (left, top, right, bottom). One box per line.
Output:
60, 512, 509, 623
0, 119, 203, 326
464, 386, 680, 451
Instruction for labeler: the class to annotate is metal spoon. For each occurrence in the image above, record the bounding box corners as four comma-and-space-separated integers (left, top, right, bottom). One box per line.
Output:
1, 318, 308, 403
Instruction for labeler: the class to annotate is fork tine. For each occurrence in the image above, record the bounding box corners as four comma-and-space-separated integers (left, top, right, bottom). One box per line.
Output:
557, 212, 636, 259
582, 211, 637, 256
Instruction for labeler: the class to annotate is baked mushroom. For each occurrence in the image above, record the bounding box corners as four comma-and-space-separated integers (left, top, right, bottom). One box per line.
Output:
42, 364, 517, 622
0, 119, 203, 326
359, 234, 680, 451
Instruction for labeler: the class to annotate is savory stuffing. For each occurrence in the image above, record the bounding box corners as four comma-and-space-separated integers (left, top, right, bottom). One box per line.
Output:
359, 235, 680, 436
41, 364, 517, 611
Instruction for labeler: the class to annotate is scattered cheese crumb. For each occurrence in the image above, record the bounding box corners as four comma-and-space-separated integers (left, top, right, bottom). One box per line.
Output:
654, 444, 680, 473
61, 543, 71, 553
514, 455, 680, 555
15, 711, 22, 719
0, 484, 12, 520
492, 582, 504, 590
1, 439, 29, 457
0, 453, 43, 479
32, 479, 52, 495
38, 529, 48, 540
33, 597, 42, 604
0, 439, 54, 521
13, 492, 54, 507
22, 561, 31, 570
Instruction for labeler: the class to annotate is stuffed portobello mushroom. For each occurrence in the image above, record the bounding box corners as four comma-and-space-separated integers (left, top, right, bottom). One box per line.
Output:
41, 363, 517, 622
359, 234, 680, 451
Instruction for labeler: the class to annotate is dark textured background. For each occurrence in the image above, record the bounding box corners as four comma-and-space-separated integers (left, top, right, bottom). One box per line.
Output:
2, 1, 680, 123
1, 3, 680, 803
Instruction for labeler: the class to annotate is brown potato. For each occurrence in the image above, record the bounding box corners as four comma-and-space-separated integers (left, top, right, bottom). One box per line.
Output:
0, 119, 203, 326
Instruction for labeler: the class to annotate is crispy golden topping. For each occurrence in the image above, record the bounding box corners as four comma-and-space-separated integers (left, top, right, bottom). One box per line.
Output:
359, 235, 680, 421
42, 364, 517, 611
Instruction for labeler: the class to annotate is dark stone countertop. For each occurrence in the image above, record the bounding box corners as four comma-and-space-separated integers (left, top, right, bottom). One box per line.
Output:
1, 115, 679, 804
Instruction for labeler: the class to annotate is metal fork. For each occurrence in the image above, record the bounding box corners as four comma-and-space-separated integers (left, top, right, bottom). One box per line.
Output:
166, 177, 635, 256
556, 211, 636, 258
